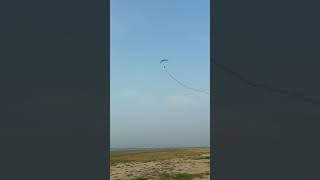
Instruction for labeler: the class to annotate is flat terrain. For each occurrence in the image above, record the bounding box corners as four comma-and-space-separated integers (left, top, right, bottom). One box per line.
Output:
110, 147, 210, 180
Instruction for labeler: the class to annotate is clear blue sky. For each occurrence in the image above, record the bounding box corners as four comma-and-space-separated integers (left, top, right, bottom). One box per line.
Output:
110, 0, 210, 148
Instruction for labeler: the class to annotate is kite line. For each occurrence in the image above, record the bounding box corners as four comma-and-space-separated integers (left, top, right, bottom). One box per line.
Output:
160, 59, 209, 95
211, 58, 320, 105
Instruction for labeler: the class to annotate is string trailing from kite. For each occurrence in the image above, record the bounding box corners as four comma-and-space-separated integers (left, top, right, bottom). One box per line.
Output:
160, 59, 209, 95
211, 58, 320, 105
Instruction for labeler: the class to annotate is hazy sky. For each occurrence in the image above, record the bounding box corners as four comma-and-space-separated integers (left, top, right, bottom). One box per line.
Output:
110, 0, 210, 148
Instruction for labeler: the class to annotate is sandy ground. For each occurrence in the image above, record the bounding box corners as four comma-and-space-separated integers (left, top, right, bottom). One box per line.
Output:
110, 157, 210, 180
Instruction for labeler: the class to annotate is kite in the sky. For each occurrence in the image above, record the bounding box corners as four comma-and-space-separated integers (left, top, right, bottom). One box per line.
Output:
160, 59, 168, 64
160, 59, 168, 69
160, 59, 209, 95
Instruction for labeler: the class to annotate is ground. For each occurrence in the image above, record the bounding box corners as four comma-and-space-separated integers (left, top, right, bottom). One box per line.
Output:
110, 147, 210, 180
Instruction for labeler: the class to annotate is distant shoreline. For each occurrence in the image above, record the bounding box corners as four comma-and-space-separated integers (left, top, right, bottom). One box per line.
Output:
110, 146, 210, 152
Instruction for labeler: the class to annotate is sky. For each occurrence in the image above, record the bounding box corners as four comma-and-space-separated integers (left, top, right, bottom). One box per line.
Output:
110, 0, 210, 148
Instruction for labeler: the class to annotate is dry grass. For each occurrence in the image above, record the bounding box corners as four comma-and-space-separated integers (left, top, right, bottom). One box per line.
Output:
132, 172, 210, 180
110, 147, 210, 166
110, 147, 210, 179
158, 172, 210, 180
